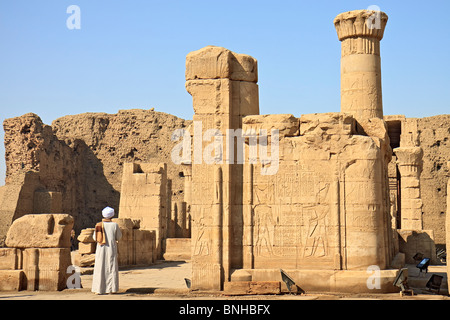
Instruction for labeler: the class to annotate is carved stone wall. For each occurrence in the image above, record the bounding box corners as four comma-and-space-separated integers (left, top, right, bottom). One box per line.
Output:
0, 110, 189, 245
118, 162, 170, 259
242, 112, 392, 271
186, 43, 394, 291
186, 46, 259, 290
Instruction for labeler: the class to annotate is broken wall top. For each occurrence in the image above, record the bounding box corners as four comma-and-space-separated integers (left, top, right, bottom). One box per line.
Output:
186, 46, 258, 82
5, 214, 74, 249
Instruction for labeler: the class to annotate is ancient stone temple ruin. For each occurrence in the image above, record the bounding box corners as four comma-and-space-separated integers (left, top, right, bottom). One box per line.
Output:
185, 9, 395, 292
0, 9, 449, 293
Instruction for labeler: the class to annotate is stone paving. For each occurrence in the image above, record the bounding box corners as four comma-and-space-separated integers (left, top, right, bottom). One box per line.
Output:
0, 261, 448, 301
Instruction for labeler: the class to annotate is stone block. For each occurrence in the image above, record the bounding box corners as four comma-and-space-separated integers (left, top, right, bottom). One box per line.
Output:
113, 218, 135, 230
223, 281, 281, 296
0, 248, 21, 270
242, 114, 300, 137
6, 214, 74, 249
78, 242, 96, 254
79, 253, 95, 268
77, 228, 95, 243
230, 269, 252, 282
185, 79, 232, 115
232, 81, 259, 116
186, 46, 257, 82
117, 239, 134, 266
135, 250, 153, 265
163, 238, 191, 261
0, 270, 25, 291
299, 112, 356, 136
23, 248, 72, 291
134, 230, 154, 265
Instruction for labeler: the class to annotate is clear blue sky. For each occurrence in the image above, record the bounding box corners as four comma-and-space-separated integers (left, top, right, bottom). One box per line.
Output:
1, 0, 449, 185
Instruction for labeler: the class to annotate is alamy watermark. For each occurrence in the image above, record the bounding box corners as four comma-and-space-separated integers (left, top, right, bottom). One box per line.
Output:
66, 265, 82, 289
171, 121, 280, 175
366, 265, 381, 290
66, 5, 81, 30
366, 5, 382, 30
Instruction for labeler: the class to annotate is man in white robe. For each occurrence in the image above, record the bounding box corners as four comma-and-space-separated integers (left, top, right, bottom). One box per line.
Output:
91, 207, 122, 294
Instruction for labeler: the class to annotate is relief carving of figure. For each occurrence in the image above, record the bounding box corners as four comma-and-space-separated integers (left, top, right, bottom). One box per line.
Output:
254, 205, 275, 257
193, 207, 210, 256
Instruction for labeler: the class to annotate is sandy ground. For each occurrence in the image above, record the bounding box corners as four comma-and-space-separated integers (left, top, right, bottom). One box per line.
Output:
0, 261, 448, 301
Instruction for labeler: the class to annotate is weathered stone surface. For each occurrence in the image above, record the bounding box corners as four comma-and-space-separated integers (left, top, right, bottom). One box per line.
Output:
243, 114, 300, 137
116, 227, 155, 267
416, 116, 450, 247
0, 171, 43, 246
2, 109, 190, 242
79, 253, 95, 268
0, 9, 448, 297
335, 10, 388, 123
113, 218, 136, 230
186, 46, 257, 82
77, 228, 95, 243
0, 270, 25, 291
0, 248, 21, 270
118, 162, 168, 259
5, 214, 74, 249
230, 269, 252, 282
163, 238, 191, 261
33, 191, 62, 214
78, 242, 96, 254
334, 10, 388, 41
23, 248, 72, 291
299, 112, 356, 136
223, 281, 281, 296
397, 229, 437, 264
395, 147, 424, 230
390, 252, 405, 269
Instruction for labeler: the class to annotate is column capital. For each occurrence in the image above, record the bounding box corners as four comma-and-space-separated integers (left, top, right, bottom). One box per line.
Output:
394, 147, 423, 178
334, 10, 388, 42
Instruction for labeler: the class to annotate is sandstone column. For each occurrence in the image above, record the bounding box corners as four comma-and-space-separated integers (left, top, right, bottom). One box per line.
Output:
334, 10, 388, 122
186, 46, 259, 290
242, 163, 253, 269
395, 147, 424, 230
175, 201, 187, 238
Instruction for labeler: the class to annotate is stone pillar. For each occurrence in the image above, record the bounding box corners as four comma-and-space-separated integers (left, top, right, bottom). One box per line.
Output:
331, 176, 342, 270
118, 162, 168, 259
212, 167, 223, 289
175, 201, 187, 238
242, 163, 253, 269
182, 164, 192, 207
395, 147, 423, 230
169, 201, 177, 238
334, 10, 388, 123
182, 164, 192, 238
186, 46, 259, 290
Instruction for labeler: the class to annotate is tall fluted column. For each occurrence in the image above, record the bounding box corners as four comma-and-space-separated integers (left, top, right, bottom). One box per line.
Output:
334, 10, 388, 122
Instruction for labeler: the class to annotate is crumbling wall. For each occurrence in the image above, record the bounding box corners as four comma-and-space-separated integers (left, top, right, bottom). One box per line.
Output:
416, 115, 450, 247
1, 109, 190, 243
51, 109, 190, 204
242, 112, 393, 271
